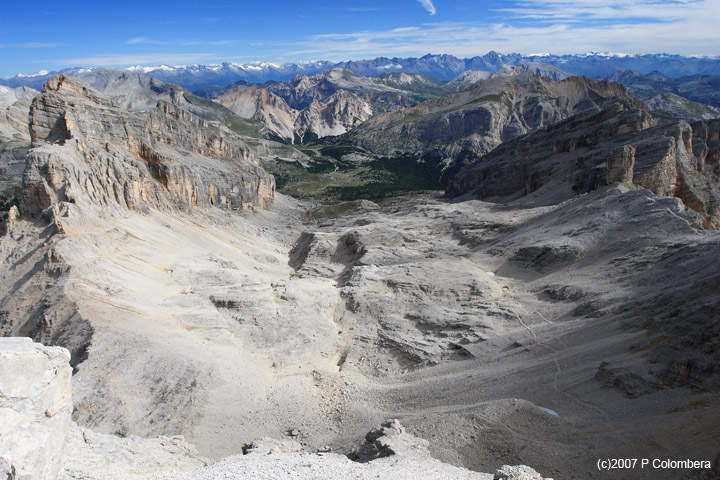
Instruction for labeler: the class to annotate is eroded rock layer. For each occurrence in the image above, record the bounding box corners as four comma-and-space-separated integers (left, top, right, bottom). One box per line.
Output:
447, 98, 720, 228
24, 75, 274, 216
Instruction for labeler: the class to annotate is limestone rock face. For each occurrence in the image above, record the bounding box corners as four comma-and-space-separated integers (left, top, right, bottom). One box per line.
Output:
0, 337, 72, 480
294, 89, 373, 140
214, 85, 298, 141
60, 425, 204, 479
446, 97, 720, 228
264, 69, 384, 111
24, 74, 274, 216
633, 119, 720, 228
0, 141, 28, 225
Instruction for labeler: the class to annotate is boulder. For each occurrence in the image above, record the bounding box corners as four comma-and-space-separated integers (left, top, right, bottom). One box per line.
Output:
494, 464, 553, 480
0, 337, 72, 480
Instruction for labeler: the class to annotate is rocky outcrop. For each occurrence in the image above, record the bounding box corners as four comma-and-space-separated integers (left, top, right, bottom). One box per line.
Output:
345, 74, 634, 165
264, 68, 400, 110
446, 98, 720, 228
23, 74, 274, 216
494, 465, 553, 480
348, 419, 436, 462
633, 118, 720, 228
0, 337, 72, 480
60, 425, 204, 479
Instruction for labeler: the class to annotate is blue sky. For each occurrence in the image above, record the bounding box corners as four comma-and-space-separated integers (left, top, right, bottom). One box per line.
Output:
1, 0, 719, 76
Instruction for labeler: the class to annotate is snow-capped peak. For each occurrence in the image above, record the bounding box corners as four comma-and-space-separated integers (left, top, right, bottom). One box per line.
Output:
16, 69, 50, 78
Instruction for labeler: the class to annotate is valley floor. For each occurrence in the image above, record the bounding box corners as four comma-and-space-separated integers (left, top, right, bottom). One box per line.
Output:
4, 186, 716, 479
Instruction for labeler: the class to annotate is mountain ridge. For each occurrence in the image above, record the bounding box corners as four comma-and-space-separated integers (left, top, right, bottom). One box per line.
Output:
5, 52, 720, 91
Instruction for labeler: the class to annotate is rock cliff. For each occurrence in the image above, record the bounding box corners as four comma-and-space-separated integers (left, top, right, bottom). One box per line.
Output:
23, 74, 274, 216
213, 85, 298, 141
446, 98, 720, 228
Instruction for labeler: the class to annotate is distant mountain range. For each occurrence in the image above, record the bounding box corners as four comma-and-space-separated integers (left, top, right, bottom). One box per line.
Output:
4, 52, 720, 91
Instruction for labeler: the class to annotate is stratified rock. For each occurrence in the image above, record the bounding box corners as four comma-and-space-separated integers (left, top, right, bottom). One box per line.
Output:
447, 97, 720, 228
0, 337, 72, 480
23, 74, 274, 217
0, 205, 20, 235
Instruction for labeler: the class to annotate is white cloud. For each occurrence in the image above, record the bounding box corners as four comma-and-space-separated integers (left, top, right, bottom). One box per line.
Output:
418, 0, 436, 15
499, 0, 713, 23
126, 37, 147, 45
275, 0, 720, 60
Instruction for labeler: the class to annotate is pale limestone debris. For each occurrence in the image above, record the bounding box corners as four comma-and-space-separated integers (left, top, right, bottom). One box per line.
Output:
0, 337, 72, 480
494, 464, 553, 480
